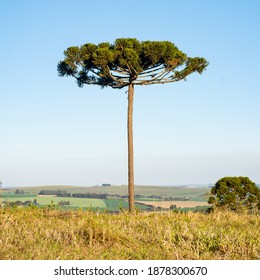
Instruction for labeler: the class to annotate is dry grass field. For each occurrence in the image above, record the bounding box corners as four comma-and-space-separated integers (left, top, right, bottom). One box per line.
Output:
1, 207, 259, 260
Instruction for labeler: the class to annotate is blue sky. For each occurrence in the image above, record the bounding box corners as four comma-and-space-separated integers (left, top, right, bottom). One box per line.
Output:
0, 0, 260, 186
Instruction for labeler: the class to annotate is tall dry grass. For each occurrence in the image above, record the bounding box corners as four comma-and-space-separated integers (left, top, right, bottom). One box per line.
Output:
0, 208, 259, 260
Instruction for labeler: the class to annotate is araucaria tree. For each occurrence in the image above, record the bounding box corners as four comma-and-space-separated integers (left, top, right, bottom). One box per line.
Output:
208, 176, 260, 211
57, 38, 208, 212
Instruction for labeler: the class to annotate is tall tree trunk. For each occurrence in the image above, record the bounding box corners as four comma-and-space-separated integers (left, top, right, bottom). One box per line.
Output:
127, 83, 134, 213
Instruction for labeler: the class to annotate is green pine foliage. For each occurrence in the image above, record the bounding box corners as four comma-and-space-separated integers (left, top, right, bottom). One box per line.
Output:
208, 176, 260, 211
57, 38, 208, 89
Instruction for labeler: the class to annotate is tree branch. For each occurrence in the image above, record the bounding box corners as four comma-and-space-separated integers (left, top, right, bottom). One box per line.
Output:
140, 64, 164, 75
111, 64, 130, 75
133, 74, 182, 86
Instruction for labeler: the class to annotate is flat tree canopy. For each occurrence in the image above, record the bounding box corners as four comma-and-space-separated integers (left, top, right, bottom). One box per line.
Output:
57, 38, 208, 88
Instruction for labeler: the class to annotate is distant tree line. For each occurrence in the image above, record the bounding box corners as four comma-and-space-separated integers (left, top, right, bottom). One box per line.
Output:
115, 194, 190, 201
39, 190, 69, 197
145, 195, 191, 201
2, 199, 38, 207
124, 194, 190, 201
38, 190, 193, 201
38, 190, 107, 199
15, 189, 25, 195
72, 193, 107, 199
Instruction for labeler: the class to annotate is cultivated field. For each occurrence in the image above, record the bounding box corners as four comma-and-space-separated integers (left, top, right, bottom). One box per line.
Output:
0, 185, 210, 211
138, 200, 209, 209
1, 185, 209, 198
1, 196, 107, 209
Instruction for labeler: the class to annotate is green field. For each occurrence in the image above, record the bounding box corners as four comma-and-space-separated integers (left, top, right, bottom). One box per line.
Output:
1, 193, 151, 212
1, 196, 106, 209
104, 199, 151, 211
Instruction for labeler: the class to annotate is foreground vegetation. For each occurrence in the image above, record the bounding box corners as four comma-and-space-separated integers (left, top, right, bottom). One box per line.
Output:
0, 207, 259, 260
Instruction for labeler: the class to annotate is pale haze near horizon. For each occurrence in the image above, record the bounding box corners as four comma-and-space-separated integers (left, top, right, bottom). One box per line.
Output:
1, 0, 260, 187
